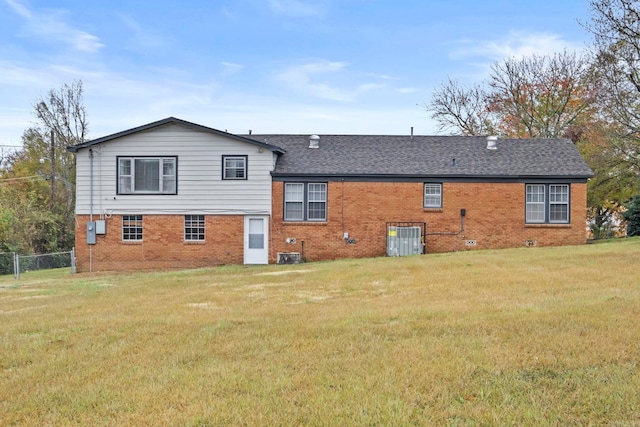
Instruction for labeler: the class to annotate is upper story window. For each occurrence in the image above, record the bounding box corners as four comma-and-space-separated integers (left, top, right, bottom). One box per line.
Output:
526, 184, 570, 224
118, 157, 177, 194
284, 182, 327, 221
424, 183, 442, 208
222, 155, 247, 180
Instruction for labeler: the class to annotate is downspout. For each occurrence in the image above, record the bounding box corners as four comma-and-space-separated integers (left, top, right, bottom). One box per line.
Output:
89, 148, 93, 273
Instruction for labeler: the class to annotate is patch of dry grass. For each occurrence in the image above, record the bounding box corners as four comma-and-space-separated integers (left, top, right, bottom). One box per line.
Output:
1, 240, 640, 425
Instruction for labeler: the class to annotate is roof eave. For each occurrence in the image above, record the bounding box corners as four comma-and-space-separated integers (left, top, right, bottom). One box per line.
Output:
66, 117, 285, 154
271, 172, 594, 182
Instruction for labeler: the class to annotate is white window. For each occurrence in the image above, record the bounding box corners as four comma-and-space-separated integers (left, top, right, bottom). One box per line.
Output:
118, 157, 177, 194
284, 182, 327, 221
424, 183, 442, 208
222, 156, 247, 180
184, 215, 205, 241
284, 183, 304, 221
549, 185, 569, 223
526, 184, 570, 224
122, 215, 143, 241
307, 183, 327, 221
526, 184, 546, 223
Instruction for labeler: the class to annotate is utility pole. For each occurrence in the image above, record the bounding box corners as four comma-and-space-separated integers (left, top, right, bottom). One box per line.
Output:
50, 130, 55, 208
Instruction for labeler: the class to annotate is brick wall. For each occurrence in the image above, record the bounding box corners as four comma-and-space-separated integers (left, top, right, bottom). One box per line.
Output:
75, 214, 244, 272
73, 181, 588, 271
270, 181, 588, 263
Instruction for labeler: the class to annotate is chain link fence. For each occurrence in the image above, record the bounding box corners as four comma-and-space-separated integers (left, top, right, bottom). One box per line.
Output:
2, 248, 76, 279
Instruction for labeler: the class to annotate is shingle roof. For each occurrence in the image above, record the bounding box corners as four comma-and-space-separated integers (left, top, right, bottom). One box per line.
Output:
246, 134, 593, 179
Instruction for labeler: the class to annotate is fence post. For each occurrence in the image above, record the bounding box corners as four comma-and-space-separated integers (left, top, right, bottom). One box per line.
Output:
71, 247, 76, 274
14, 253, 19, 280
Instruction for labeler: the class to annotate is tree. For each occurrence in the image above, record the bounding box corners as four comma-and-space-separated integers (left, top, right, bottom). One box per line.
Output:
623, 194, 640, 235
581, 0, 640, 237
33, 80, 86, 209
427, 78, 497, 135
0, 80, 87, 254
426, 51, 597, 139
578, 122, 637, 238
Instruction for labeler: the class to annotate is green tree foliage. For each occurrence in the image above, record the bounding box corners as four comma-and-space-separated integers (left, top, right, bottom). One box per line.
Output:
623, 194, 640, 236
0, 80, 87, 254
582, 0, 640, 237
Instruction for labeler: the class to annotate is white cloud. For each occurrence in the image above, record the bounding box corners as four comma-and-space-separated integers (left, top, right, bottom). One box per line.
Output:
276, 60, 388, 102
6, 0, 30, 18
5, 0, 104, 53
397, 87, 419, 94
117, 14, 166, 51
277, 60, 354, 101
450, 31, 582, 61
221, 62, 244, 77
267, 0, 322, 17
358, 83, 385, 92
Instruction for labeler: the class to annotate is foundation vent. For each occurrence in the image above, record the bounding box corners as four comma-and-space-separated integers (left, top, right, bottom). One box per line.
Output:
277, 252, 300, 264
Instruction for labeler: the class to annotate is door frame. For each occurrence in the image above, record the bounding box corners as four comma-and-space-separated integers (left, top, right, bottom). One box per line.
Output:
244, 215, 269, 264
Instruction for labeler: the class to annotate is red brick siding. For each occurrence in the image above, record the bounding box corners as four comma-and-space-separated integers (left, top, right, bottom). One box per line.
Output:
270, 181, 588, 262
73, 181, 588, 271
75, 214, 244, 272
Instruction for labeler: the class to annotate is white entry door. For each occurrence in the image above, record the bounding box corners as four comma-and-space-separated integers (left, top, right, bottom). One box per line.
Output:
244, 216, 269, 264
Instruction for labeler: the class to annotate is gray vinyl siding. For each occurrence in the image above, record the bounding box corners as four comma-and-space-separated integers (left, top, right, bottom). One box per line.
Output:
75, 124, 274, 215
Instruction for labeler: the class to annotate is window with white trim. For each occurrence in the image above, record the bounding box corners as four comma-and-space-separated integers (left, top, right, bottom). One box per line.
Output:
549, 185, 569, 223
118, 157, 177, 194
222, 155, 247, 180
122, 215, 143, 241
184, 215, 205, 241
284, 182, 327, 221
525, 184, 570, 224
424, 183, 442, 208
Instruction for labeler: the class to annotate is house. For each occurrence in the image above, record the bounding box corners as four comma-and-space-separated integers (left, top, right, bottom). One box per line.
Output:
67, 117, 593, 272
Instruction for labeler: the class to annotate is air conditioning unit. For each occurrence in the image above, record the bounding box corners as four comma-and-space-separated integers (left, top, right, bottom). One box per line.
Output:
277, 252, 300, 264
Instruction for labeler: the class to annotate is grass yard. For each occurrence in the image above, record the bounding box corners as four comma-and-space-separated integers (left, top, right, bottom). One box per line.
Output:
1, 239, 640, 426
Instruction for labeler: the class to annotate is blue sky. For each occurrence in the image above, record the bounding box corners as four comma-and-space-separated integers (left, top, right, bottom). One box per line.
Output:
1, 0, 591, 147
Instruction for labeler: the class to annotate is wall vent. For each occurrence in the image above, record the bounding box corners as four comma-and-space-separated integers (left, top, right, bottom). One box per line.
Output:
465, 240, 477, 246
525, 240, 537, 247
277, 252, 300, 264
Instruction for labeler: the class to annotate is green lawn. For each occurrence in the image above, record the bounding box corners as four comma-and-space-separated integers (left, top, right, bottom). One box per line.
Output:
1, 240, 639, 426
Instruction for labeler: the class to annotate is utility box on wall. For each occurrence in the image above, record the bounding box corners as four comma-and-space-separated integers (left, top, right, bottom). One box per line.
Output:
86, 222, 96, 245
95, 220, 106, 235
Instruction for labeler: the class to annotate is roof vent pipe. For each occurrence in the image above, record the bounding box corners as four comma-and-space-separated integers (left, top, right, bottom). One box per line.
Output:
486, 135, 498, 150
411, 126, 414, 140
309, 134, 320, 149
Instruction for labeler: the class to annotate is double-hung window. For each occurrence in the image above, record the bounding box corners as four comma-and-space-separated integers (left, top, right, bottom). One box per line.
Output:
122, 215, 143, 241
184, 215, 205, 241
525, 184, 570, 224
118, 157, 177, 194
284, 183, 327, 221
222, 155, 247, 180
424, 183, 442, 208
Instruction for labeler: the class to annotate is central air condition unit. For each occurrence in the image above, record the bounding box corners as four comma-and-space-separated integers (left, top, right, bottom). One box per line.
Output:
277, 252, 300, 264
387, 226, 422, 256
